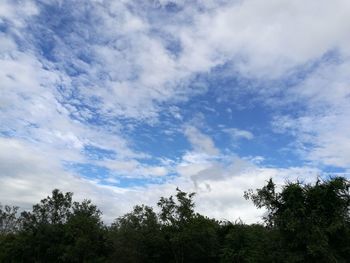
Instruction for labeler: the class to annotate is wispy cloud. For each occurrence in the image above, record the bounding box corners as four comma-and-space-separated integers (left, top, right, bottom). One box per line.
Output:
224, 128, 254, 140
184, 125, 219, 155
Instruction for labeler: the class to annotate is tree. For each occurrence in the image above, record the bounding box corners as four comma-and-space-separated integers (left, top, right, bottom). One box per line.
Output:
1, 189, 109, 262
108, 204, 165, 263
245, 177, 350, 262
0, 204, 20, 261
1, 178, 349, 262
14, 189, 75, 262
157, 188, 220, 263
220, 222, 275, 263
0, 204, 19, 235
64, 200, 110, 262
23, 189, 73, 227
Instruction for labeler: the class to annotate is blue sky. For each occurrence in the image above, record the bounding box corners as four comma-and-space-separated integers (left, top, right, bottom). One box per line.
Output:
1, 0, 350, 222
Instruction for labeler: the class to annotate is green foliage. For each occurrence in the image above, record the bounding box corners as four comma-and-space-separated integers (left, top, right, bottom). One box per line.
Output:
0, 204, 19, 235
0, 189, 109, 262
0, 177, 349, 262
157, 188, 220, 263
108, 205, 164, 263
63, 200, 109, 262
220, 223, 274, 263
246, 177, 350, 262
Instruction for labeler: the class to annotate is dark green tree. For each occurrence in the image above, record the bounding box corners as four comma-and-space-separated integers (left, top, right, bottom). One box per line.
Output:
219, 222, 276, 263
108, 205, 164, 263
1, 177, 349, 263
1, 189, 109, 262
245, 177, 350, 262
0, 204, 19, 235
63, 200, 110, 262
157, 188, 220, 263
0, 204, 21, 261
2, 190, 74, 262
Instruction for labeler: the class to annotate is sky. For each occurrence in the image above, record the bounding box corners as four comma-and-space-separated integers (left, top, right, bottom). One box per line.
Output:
1, 0, 350, 223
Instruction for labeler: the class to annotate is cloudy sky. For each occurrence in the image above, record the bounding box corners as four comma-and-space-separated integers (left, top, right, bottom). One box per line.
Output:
1, 0, 350, 223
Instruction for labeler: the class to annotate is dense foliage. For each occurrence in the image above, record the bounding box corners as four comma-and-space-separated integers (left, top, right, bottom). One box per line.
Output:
1, 177, 349, 262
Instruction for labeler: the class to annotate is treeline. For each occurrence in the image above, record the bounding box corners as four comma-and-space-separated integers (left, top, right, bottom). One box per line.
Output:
0, 177, 349, 262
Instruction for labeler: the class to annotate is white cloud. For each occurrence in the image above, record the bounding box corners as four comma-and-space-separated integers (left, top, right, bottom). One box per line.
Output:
0, 137, 172, 223
194, 166, 320, 222
224, 128, 254, 140
102, 159, 170, 178
184, 126, 219, 155
0, 0, 38, 27
0, 136, 324, 224
272, 58, 350, 168
3, 0, 350, 123
9, 0, 349, 124
0, 137, 121, 221
177, 0, 350, 78
174, 148, 321, 222
1, 0, 350, 225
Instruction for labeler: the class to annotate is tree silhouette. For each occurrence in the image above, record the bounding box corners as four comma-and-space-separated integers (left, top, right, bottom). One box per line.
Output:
0, 177, 349, 262
245, 177, 350, 262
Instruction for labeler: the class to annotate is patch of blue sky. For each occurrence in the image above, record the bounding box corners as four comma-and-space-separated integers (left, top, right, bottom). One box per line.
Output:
172, 66, 306, 167
34, 1, 95, 35
193, 101, 302, 167
64, 162, 172, 188
320, 166, 348, 175
17, 0, 344, 175
0, 131, 14, 137
128, 0, 195, 30
149, 29, 183, 58
27, 2, 97, 67
0, 21, 10, 33
266, 49, 345, 98
165, 39, 182, 57
1, 28, 29, 54
101, 175, 171, 188
83, 145, 116, 161
64, 162, 110, 180
163, 1, 184, 13
127, 0, 173, 14
126, 120, 188, 160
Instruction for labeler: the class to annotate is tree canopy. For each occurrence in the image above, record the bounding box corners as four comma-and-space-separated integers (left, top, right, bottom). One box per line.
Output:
0, 177, 349, 262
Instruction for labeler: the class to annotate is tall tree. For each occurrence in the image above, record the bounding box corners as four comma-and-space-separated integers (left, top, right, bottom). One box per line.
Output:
1, 189, 109, 262
245, 177, 350, 262
0, 204, 19, 235
220, 222, 275, 263
158, 188, 220, 263
108, 204, 165, 263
